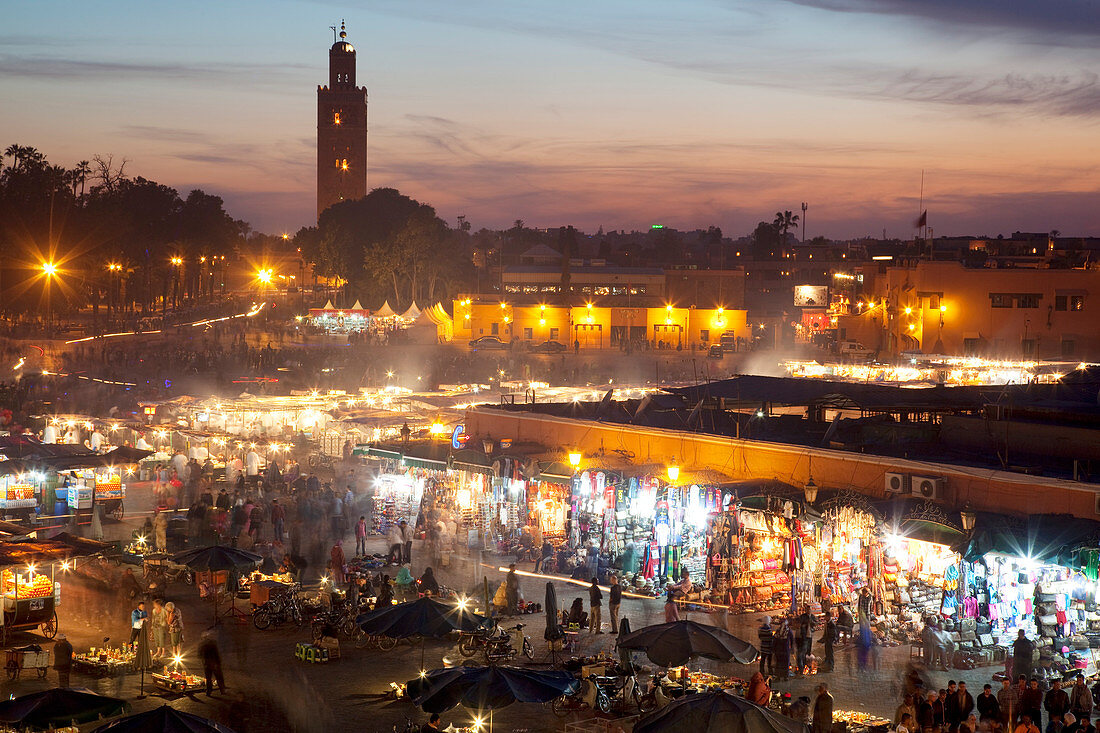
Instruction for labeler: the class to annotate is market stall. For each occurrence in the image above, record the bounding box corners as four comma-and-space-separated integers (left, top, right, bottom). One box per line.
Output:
73, 644, 137, 676
0, 564, 58, 645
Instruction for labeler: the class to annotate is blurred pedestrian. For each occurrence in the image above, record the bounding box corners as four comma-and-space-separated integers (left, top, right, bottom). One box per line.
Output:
198, 630, 225, 695
53, 633, 72, 687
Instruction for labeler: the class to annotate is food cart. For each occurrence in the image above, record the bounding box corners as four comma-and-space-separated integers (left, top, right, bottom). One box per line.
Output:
0, 477, 38, 521
93, 470, 126, 520
0, 564, 59, 645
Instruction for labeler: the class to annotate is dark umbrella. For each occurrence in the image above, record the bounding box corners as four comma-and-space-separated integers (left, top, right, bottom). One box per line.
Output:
357, 596, 489, 639
407, 665, 578, 724
171, 546, 262, 625
170, 546, 262, 572
618, 620, 758, 667
91, 705, 238, 733
0, 688, 130, 730
617, 617, 632, 667
634, 689, 809, 733
135, 623, 154, 699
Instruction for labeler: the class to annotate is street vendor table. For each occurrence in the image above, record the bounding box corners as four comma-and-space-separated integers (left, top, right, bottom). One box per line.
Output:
248, 578, 295, 607
73, 646, 137, 676
152, 670, 206, 693
833, 710, 892, 733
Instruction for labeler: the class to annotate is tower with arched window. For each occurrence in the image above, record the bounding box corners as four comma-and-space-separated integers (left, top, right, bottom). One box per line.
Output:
317, 21, 368, 220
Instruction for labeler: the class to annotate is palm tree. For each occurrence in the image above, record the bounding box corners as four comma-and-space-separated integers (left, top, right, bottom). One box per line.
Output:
3, 144, 19, 170
773, 210, 800, 248
73, 160, 91, 201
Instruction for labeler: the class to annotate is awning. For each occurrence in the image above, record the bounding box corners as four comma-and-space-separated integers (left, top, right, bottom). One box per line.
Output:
956, 513, 1100, 565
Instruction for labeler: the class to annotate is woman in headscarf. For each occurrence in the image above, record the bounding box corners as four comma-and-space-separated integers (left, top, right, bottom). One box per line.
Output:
374, 575, 393, 609
330, 540, 346, 586
748, 671, 771, 707
395, 566, 415, 601
418, 567, 439, 596
664, 588, 680, 623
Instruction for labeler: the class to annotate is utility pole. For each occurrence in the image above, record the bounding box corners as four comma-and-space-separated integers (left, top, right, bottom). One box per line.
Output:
801, 202, 807, 243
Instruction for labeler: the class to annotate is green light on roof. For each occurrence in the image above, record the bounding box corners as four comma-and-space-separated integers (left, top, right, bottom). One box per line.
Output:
651, 225, 664, 229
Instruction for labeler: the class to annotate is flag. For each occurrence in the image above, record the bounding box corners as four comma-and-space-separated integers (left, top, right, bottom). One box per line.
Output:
914, 210, 927, 228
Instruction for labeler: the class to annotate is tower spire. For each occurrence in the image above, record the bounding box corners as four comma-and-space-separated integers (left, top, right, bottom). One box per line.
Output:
340, 20, 347, 40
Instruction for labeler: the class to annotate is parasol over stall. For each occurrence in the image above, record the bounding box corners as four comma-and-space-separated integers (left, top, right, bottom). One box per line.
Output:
617, 620, 758, 668
91, 704, 238, 733
0, 687, 130, 730
170, 546, 262, 625
634, 689, 809, 733
407, 665, 579, 733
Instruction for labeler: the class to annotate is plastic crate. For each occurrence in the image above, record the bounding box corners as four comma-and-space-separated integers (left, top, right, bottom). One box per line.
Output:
294, 642, 329, 664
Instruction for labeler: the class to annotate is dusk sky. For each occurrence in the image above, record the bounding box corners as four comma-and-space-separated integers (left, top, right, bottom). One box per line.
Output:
5, 0, 1100, 238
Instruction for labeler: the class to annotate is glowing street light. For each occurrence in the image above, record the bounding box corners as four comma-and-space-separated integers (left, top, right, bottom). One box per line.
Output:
256, 269, 273, 284
568, 451, 582, 469
41, 262, 59, 337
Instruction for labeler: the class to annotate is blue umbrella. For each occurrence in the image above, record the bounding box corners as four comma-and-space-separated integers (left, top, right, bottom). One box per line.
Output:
357, 596, 489, 639
406, 665, 579, 713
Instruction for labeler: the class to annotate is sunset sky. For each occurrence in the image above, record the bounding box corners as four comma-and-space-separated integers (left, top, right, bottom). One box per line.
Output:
4, 0, 1100, 238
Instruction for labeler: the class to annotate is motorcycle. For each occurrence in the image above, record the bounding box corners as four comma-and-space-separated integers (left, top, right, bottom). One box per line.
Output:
483, 623, 534, 663
591, 664, 654, 714
550, 677, 610, 716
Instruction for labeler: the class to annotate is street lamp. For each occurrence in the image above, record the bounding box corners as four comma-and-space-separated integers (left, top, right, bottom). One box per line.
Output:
41, 262, 58, 337
960, 504, 977, 532
568, 451, 582, 469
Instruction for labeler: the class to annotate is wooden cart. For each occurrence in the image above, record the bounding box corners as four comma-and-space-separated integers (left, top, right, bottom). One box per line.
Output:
4, 645, 50, 679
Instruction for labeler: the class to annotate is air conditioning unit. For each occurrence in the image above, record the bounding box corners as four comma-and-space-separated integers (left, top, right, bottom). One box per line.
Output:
911, 475, 945, 500
885, 472, 909, 494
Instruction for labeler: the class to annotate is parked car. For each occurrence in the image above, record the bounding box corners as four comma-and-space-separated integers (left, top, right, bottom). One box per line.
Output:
469, 335, 507, 350
531, 340, 566, 354
707, 344, 723, 359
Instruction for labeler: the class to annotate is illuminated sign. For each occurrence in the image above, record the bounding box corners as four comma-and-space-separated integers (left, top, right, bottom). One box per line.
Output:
451, 425, 469, 450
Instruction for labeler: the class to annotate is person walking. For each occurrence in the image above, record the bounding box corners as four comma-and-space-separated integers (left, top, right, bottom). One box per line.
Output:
53, 633, 72, 688
608, 575, 622, 633
129, 601, 148, 646
271, 499, 286, 544
198, 630, 225, 695
150, 598, 168, 658
821, 611, 837, 671
399, 520, 413, 565
330, 540, 346, 586
588, 578, 602, 634
795, 604, 815, 675
1046, 679, 1071, 733
166, 601, 184, 657
978, 684, 1001, 727
917, 690, 936, 732
1023, 679, 1045, 730
757, 616, 774, 676
355, 515, 368, 556
505, 564, 520, 616
1002, 678, 1022, 728
1072, 675, 1094, 721
664, 587, 679, 623
812, 683, 834, 733
387, 521, 402, 565
773, 619, 792, 680
153, 510, 168, 552
1014, 630, 1035, 681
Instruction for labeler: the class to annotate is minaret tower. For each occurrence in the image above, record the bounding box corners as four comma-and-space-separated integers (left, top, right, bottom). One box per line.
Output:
317, 21, 368, 220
